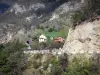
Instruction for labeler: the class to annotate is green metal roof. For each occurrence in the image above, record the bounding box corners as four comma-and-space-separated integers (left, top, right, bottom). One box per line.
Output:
44, 31, 59, 38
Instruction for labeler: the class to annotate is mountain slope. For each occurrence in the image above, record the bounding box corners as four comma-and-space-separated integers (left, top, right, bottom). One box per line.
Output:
0, 0, 87, 43
63, 18, 100, 55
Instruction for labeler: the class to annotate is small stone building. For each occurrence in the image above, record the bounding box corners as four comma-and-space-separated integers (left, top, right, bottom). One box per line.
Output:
39, 34, 47, 43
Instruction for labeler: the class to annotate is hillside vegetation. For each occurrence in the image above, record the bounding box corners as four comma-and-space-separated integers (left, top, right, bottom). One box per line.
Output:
0, 0, 100, 75
0, 41, 100, 75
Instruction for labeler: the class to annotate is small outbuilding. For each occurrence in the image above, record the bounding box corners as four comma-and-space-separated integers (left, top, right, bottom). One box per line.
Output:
53, 37, 65, 43
39, 34, 47, 43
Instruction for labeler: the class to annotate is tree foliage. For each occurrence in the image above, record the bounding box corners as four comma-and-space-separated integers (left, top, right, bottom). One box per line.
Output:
0, 40, 26, 75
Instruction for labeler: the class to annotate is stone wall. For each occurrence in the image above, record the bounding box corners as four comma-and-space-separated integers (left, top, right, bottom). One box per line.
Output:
24, 48, 63, 55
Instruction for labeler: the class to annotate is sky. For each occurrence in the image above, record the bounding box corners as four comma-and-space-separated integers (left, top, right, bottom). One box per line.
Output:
0, 0, 14, 5
0, 0, 13, 15
0, 3, 10, 14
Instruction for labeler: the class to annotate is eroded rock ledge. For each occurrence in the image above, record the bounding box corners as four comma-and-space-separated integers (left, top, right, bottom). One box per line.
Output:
63, 19, 100, 55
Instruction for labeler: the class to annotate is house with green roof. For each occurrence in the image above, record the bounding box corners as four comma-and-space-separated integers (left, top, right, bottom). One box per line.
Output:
42, 31, 67, 43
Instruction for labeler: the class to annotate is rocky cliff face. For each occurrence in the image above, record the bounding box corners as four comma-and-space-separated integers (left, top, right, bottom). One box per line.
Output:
0, 0, 87, 43
63, 19, 100, 55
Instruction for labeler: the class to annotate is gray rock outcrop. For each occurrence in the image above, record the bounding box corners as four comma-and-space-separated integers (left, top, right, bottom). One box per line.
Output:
63, 19, 100, 55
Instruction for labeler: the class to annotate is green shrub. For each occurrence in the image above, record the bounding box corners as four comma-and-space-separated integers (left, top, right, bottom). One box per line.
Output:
50, 56, 58, 65
50, 65, 63, 75
31, 40, 40, 50
72, 11, 84, 23
64, 56, 92, 75
0, 44, 5, 51
0, 40, 26, 75
43, 62, 49, 70
89, 0, 100, 15
58, 53, 68, 71
32, 60, 41, 69
33, 53, 43, 59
